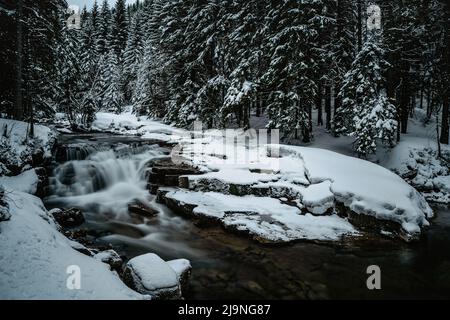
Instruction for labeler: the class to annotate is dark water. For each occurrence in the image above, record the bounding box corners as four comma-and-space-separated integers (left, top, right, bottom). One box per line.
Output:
46, 133, 450, 300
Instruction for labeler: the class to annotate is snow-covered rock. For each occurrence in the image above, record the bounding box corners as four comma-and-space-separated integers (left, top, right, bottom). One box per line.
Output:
167, 259, 192, 292
301, 181, 334, 215
123, 253, 181, 299
94, 250, 123, 272
161, 189, 358, 243
0, 169, 40, 195
171, 131, 433, 241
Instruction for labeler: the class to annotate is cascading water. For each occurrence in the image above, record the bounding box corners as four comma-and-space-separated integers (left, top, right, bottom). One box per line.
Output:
47, 145, 163, 218
45, 139, 202, 259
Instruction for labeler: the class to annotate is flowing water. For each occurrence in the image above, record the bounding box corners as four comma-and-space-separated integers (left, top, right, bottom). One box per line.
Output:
45, 133, 450, 299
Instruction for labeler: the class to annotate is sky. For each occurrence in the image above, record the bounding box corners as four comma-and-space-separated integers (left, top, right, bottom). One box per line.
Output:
70, 0, 137, 10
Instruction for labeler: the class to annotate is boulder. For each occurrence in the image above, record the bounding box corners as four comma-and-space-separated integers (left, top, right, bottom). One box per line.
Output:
94, 250, 123, 272
50, 208, 85, 228
167, 259, 192, 293
123, 253, 181, 300
128, 202, 158, 218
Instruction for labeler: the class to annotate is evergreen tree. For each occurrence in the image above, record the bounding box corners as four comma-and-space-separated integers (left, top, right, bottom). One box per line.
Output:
97, 0, 111, 55
335, 33, 397, 156
102, 51, 125, 114
112, 0, 128, 58
123, 10, 143, 101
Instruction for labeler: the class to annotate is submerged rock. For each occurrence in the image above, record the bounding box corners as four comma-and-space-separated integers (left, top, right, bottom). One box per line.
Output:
128, 202, 158, 218
50, 207, 85, 228
123, 253, 182, 300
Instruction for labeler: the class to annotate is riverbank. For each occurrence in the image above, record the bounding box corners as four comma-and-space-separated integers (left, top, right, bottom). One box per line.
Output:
1, 114, 450, 299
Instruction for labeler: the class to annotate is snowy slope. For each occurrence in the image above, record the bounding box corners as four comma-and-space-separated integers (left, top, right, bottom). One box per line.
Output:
0, 190, 147, 300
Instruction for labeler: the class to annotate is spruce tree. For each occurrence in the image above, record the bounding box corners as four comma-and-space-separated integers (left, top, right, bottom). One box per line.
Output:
336, 33, 398, 156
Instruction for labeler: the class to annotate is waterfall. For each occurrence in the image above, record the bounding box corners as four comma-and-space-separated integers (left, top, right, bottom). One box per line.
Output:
47, 144, 165, 218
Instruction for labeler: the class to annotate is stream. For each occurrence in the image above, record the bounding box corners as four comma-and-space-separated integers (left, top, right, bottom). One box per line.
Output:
44, 133, 450, 299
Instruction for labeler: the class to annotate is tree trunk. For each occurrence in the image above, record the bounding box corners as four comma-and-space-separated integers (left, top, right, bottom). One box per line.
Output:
334, 84, 341, 114
317, 82, 323, 126
15, 0, 24, 120
441, 97, 449, 144
357, 0, 363, 52
325, 85, 332, 130
400, 78, 410, 134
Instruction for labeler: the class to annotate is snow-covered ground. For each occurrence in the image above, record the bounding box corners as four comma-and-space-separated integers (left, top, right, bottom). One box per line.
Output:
0, 118, 57, 174
0, 187, 146, 299
92, 108, 184, 142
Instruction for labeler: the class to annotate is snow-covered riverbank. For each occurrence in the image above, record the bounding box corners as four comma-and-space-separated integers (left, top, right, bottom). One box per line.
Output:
0, 111, 447, 299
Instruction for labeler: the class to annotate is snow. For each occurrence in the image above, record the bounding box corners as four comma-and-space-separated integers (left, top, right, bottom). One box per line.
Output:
0, 118, 55, 159
301, 181, 334, 215
291, 146, 433, 235
125, 253, 179, 292
165, 189, 358, 242
92, 109, 184, 142
0, 169, 39, 194
167, 259, 191, 280
0, 191, 147, 300
173, 129, 433, 238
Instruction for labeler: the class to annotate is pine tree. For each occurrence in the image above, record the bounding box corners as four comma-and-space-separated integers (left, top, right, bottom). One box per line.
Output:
112, 0, 128, 58
123, 10, 144, 101
96, 0, 111, 56
102, 51, 125, 114
262, 0, 317, 141
335, 33, 397, 156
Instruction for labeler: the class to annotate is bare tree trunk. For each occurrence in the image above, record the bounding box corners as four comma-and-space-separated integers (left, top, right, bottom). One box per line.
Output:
441, 98, 449, 144
15, 0, 24, 121
325, 85, 332, 130
317, 82, 323, 126
357, 0, 363, 52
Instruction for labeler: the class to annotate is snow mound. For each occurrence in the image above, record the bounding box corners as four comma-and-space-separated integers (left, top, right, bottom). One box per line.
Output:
290, 146, 433, 237
0, 191, 146, 300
